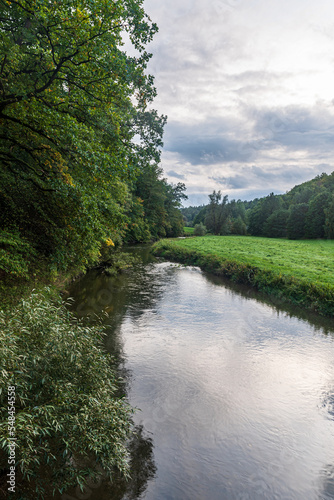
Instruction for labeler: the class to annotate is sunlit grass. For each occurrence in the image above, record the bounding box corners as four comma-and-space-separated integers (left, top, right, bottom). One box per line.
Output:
168, 236, 334, 287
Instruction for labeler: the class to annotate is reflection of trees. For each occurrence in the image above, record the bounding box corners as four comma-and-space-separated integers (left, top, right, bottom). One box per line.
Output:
105, 425, 157, 500
204, 270, 334, 337
323, 392, 334, 420
64, 247, 161, 500
54, 425, 156, 500
67, 246, 167, 360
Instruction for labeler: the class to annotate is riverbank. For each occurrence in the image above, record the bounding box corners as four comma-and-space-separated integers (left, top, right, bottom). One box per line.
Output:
152, 236, 334, 317
0, 251, 139, 499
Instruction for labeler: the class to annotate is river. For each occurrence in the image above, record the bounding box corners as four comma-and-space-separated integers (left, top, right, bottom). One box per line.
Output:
66, 245, 334, 500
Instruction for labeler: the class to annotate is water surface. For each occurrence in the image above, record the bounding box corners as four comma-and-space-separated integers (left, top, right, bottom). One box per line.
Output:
68, 246, 334, 500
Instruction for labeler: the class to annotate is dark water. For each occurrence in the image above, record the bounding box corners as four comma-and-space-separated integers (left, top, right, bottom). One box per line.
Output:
66, 246, 334, 500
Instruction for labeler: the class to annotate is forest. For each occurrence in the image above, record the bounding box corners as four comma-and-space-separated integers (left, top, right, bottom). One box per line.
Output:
0, 0, 185, 292
182, 171, 334, 239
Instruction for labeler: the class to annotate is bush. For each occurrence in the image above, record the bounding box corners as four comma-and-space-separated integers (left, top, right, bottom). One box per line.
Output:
0, 289, 132, 499
193, 223, 207, 236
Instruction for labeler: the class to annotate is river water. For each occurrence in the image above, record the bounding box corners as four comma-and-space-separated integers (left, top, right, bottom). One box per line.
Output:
67, 246, 334, 500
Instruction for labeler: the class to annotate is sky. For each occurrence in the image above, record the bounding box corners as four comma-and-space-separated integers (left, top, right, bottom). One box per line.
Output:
141, 0, 334, 206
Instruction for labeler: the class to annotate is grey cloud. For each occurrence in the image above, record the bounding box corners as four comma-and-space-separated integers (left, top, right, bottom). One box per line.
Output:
253, 105, 334, 140
210, 175, 250, 189
166, 170, 186, 180
163, 103, 334, 167
210, 163, 333, 193
164, 119, 256, 165
143, 0, 334, 205
165, 136, 252, 165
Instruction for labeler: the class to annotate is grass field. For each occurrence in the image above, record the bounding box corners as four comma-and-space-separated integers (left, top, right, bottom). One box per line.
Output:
153, 236, 334, 316
183, 227, 195, 235
172, 235, 334, 286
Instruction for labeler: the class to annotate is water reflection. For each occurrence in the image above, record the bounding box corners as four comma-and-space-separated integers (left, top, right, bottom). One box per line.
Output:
55, 425, 156, 500
67, 246, 334, 500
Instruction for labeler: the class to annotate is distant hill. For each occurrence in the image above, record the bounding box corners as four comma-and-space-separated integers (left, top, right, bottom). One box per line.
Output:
182, 171, 334, 240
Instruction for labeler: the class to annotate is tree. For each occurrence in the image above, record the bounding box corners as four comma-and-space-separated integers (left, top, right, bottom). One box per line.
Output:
0, 0, 164, 272
128, 164, 186, 240
193, 222, 207, 236
304, 191, 330, 239
231, 216, 247, 235
193, 206, 207, 226
287, 203, 309, 239
205, 191, 228, 235
325, 194, 334, 239
180, 205, 204, 227
263, 209, 289, 238
248, 193, 282, 236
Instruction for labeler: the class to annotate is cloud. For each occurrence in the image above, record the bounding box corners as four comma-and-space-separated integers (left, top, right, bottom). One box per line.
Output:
142, 0, 334, 204
162, 102, 334, 170
166, 170, 186, 180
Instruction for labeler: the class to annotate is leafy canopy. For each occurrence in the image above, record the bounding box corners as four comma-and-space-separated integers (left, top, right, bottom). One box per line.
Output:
0, 0, 166, 272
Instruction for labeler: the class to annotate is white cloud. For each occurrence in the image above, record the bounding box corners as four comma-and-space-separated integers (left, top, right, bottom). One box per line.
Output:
143, 0, 334, 204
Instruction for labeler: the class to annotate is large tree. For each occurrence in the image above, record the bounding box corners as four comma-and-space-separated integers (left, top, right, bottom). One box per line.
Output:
0, 0, 164, 273
205, 190, 228, 235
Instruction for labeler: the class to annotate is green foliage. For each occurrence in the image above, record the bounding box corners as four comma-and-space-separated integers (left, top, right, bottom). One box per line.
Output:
247, 171, 334, 239
0, 289, 132, 499
263, 209, 289, 238
193, 206, 208, 226
193, 222, 207, 236
129, 164, 186, 240
205, 191, 229, 235
248, 193, 283, 236
153, 236, 334, 316
231, 215, 247, 235
180, 205, 204, 226
325, 194, 334, 239
304, 191, 330, 239
0, 229, 36, 278
0, 0, 168, 274
177, 171, 334, 241
98, 250, 139, 277
125, 196, 152, 243
287, 203, 309, 239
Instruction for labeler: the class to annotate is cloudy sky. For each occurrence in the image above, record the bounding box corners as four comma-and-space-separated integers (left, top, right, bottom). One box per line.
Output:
142, 0, 334, 206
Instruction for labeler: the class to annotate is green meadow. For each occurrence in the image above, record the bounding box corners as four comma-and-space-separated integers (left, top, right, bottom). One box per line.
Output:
153, 236, 334, 316
172, 236, 334, 286
183, 227, 195, 235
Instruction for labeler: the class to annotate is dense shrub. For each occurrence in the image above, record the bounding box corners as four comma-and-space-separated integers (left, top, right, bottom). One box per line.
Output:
0, 289, 132, 499
193, 223, 207, 236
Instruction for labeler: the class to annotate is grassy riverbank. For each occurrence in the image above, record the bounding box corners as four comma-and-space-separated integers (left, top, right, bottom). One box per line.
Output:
153, 236, 334, 317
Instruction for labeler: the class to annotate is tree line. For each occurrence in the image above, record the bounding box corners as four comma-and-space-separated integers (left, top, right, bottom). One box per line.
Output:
181, 171, 334, 239
0, 0, 185, 283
